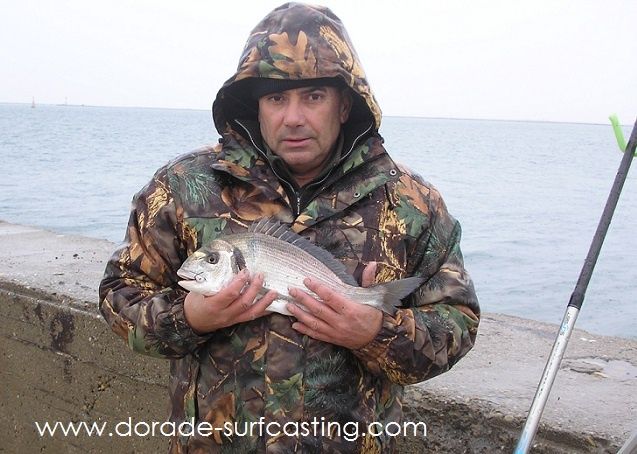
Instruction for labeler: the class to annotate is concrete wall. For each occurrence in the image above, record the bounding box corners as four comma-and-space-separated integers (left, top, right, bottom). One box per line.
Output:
1, 222, 635, 453
1, 283, 167, 453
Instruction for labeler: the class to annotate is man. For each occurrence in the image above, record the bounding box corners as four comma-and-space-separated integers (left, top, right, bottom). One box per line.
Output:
99, 3, 480, 453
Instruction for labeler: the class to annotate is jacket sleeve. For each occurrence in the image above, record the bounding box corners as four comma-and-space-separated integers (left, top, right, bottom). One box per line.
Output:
99, 167, 211, 359
353, 186, 480, 385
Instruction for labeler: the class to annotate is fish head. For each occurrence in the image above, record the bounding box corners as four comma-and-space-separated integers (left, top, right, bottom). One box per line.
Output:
177, 239, 241, 295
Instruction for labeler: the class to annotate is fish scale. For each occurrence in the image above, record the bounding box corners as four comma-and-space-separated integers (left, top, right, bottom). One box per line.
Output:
232, 233, 350, 299
176, 220, 424, 316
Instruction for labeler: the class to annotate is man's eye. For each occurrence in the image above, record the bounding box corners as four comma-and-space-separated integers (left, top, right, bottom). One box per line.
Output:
268, 94, 284, 102
308, 93, 323, 101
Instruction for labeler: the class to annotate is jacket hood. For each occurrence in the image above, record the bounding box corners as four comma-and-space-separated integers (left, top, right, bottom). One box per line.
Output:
212, 2, 382, 135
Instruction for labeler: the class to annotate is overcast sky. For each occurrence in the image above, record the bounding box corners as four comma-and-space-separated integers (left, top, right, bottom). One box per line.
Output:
1, 0, 635, 124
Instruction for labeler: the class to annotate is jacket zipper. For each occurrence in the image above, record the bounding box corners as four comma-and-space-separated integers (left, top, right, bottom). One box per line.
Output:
234, 120, 302, 215
302, 122, 373, 198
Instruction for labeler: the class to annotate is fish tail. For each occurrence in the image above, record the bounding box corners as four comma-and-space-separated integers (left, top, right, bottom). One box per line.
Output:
378, 277, 424, 313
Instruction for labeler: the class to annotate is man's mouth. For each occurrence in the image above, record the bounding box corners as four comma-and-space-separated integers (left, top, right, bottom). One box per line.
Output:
283, 137, 311, 147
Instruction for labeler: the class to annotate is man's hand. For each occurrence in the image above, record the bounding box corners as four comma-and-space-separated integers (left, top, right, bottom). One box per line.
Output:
184, 269, 277, 334
286, 262, 383, 350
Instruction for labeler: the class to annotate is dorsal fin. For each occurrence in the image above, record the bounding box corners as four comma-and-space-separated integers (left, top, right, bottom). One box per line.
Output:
249, 218, 358, 286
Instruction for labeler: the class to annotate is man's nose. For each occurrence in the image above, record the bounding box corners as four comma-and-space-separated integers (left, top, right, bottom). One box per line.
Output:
283, 98, 305, 127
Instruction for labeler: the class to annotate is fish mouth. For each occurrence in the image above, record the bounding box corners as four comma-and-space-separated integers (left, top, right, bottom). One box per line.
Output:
177, 269, 196, 281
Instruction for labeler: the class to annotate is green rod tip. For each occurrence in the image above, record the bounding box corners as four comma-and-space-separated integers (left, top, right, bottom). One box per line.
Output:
609, 114, 627, 152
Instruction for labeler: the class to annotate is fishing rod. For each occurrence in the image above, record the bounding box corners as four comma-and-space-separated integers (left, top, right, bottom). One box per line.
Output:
618, 428, 637, 454
514, 115, 637, 454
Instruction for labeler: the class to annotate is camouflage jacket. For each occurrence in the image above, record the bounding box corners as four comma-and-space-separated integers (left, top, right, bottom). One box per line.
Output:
99, 3, 479, 453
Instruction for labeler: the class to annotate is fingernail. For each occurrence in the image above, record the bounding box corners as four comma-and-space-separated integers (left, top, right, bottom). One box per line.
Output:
289, 288, 297, 297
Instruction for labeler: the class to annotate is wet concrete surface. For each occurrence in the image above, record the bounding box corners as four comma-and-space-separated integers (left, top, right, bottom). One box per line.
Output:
1, 220, 635, 452
0, 221, 113, 304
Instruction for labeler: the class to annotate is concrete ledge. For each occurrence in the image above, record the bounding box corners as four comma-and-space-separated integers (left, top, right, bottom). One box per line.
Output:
1, 221, 635, 452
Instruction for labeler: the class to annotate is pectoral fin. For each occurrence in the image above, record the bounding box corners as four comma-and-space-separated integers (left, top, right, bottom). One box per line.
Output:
377, 276, 424, 313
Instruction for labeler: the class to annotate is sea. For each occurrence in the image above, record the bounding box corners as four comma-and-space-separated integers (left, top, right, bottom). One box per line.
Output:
1, 103, 635, 339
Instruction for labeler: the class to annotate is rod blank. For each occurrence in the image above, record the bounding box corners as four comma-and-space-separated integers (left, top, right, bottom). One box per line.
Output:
514, 117, 637, 453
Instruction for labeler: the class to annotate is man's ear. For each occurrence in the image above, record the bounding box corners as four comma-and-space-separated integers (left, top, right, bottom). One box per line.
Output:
340, 89, 353, 124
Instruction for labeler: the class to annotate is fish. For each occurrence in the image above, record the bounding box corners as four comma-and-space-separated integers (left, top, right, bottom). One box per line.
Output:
176, 219, 423, 316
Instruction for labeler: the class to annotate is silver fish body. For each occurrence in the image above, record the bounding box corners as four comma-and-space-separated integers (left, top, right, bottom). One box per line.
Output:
177, 220, 423, 316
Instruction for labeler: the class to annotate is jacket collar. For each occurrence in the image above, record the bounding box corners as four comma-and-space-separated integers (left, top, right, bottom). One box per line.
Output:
211, 125, 397, 232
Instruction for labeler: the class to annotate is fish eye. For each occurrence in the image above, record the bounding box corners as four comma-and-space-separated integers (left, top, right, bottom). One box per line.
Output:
207, 252, 220, 265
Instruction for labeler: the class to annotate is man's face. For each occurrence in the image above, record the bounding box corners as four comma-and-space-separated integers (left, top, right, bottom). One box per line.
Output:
258, 85, 351, 185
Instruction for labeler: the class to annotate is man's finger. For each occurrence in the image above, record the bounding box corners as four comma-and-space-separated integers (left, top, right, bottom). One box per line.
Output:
227, 272, 270, 318
290, 285, 337, 320
242, 289, 278, 322
287, 301, 331, 338
215, 269, 251, 307
291, 321, 329, 342
302, 278, 338, 304
237, 273, 265, 305
361, 261, 377, 288
302, 279, 348, 316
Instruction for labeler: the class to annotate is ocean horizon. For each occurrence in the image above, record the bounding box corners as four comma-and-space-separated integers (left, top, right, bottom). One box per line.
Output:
4, 101, 633, 127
